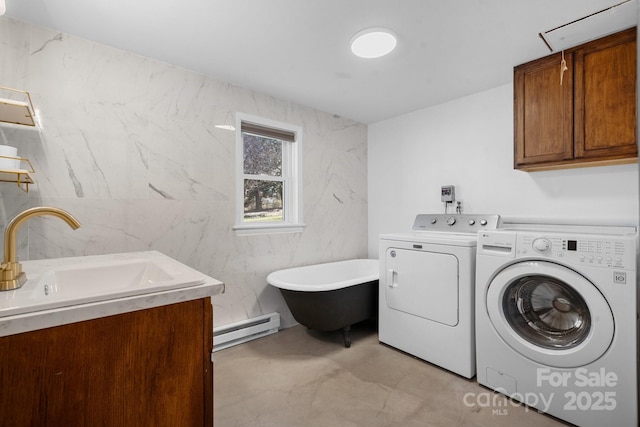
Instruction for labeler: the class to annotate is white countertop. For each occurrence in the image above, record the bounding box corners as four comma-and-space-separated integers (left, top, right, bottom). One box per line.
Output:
0, 251, 225, 337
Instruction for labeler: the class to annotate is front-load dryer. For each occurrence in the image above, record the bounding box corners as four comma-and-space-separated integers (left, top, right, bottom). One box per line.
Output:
475, 226, 638, 427
379, 213, 500, 378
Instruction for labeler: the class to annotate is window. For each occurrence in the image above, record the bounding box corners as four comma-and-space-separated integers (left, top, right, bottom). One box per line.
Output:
234, 113, 303, 234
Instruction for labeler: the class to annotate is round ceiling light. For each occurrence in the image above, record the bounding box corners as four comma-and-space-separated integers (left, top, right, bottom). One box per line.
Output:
350, 28, 397, 59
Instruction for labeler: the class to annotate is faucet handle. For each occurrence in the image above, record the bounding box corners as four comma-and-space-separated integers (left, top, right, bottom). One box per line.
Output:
0, 261, 25, 290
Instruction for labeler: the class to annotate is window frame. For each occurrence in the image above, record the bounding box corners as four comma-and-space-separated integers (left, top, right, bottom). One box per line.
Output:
233, 113, 304, 235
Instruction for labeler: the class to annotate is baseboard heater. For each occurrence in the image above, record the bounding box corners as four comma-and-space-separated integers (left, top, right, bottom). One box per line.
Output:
213, 312, 280, 352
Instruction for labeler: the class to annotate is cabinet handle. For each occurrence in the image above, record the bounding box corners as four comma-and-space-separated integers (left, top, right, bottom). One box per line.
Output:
560, 50, 568, 86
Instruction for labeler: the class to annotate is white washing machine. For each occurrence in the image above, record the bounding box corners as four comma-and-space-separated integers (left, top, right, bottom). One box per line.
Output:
379, 213, 500, 378
476, 226, 638, 427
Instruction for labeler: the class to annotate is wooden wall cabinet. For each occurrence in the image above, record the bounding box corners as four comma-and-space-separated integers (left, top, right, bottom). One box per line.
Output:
514, 27, 637, 171
0, 298, 213, 426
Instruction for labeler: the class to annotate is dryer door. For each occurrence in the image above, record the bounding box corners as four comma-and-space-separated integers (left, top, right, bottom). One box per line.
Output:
486, 260, 614, 368
384, 247, 459, 326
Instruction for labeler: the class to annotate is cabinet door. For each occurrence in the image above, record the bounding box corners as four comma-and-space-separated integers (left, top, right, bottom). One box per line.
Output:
0, 299, 213, 426
514, 52, 574, 169
574, 28, 637, 160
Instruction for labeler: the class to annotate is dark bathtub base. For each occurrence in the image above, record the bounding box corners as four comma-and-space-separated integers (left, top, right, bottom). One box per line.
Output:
279, 280, 378, 348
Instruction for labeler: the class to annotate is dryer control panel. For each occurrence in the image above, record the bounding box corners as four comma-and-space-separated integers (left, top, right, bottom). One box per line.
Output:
412, 214, 501, 233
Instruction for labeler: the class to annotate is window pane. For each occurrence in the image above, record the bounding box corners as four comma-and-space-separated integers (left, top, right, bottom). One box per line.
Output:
243, 133, 282, 176
243, 179, 284, 222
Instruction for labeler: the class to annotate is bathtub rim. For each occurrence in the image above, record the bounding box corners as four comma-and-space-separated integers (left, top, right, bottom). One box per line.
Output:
266, 259, 379, 292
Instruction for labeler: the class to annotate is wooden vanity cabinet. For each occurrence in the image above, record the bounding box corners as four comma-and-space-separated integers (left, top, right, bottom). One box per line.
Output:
514, 27, 637, 171
0, 298, 213, 426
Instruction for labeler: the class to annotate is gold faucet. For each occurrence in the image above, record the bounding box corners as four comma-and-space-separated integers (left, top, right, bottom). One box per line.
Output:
1, 207, 81, 291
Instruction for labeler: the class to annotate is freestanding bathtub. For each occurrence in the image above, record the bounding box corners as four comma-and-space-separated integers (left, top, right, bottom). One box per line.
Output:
266, 259, 379, 347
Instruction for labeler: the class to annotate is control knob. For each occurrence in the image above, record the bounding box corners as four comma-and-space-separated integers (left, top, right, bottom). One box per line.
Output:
532, 238, 551, 253
479, 219, 488, 226
468, 219, 475, 225
446, 217, 456, 226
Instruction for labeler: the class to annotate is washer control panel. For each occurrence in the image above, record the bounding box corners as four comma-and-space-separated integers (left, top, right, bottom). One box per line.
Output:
478, 229, 637, 270
519, 233, 636, 269
412, 214, 500, 233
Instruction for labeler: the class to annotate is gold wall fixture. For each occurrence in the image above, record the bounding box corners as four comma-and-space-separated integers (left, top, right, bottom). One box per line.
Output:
0, 155, 35, 192
0, 86, 36, 127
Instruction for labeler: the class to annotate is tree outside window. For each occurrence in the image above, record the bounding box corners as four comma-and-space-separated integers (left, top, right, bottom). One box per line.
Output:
243, 133, 284, 222
235, 114, 303, 234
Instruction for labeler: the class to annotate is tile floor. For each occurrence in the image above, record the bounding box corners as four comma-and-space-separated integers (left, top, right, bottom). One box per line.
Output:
213, 321, 570, 427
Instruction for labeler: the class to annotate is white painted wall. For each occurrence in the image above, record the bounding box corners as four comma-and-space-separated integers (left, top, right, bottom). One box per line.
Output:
368, 83, 639, 257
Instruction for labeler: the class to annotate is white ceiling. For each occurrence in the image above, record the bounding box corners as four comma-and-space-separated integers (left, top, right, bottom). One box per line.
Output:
4, 0, 637, 124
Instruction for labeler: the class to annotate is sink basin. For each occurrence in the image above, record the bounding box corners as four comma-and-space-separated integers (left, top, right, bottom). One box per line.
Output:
0, 256, 206, 317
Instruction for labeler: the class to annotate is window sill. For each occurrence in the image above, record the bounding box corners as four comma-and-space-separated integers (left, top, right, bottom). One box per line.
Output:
233, 223, 306, 236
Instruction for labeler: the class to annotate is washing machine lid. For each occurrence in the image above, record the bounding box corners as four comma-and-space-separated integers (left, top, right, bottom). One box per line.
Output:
485, 260, 614, 368
498, 220, 637, 236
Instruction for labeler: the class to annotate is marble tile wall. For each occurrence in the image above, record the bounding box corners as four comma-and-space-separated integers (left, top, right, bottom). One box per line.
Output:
0, 17, 369, 328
